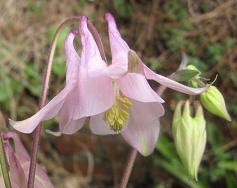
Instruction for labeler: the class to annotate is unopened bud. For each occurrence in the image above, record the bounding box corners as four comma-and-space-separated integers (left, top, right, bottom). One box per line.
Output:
200, 86, 231, 121
172, 100, 206, 180
186, 65, 200, 74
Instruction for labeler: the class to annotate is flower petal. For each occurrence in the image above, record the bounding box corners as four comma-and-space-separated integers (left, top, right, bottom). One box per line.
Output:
143, 65, 206, 95
10, 85, 74, 133
21, 162, 54, 188
104, 63, 127, 79
3, 132, 30, 162
58, 87, 86, 134
119, 73, 164, 103
74, 65, 114, 119
80, 16, 107, 71
105, 13, 129, 68
89, 113, 116, 135
64, 30, 80, 84
121, 100, 164, 156
4, 143, 28, 188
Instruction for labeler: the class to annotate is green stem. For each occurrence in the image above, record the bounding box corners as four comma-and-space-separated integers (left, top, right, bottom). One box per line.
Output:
0, 133, 12, 188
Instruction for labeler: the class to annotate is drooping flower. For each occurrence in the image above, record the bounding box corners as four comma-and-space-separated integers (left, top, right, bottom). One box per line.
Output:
10, 29, 87, 134
172, 101, 206, 180
11, 14, 206, 156
1, 132, 53, 188
80, 14, 206, 156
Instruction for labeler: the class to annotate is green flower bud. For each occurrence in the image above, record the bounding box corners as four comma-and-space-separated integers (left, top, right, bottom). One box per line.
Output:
186, 65, 201, 74
172, 100, 206, 180
200, 86, 231, 121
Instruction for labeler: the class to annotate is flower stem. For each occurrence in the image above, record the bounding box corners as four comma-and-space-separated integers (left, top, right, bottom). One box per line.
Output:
27, 17, 80, 188
119, 149, 137, 188
0, 133, 12, 188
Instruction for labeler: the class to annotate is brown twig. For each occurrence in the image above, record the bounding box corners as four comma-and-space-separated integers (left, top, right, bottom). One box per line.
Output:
189, 0, 237, 23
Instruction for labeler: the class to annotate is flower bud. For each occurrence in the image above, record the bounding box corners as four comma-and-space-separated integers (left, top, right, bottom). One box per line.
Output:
172, 100, 206, 180
200, 86, 231, 121
186, 65, 201, 74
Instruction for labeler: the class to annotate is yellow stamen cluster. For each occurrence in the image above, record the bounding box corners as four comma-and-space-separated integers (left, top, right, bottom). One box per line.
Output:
104, 96, 132, 133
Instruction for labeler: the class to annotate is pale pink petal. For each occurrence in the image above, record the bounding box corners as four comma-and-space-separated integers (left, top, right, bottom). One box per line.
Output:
4, 133, 53, 188
74, 67, 114, 119
105, 13, 130, 68
10, 30, 80, 134
121, 100, 164, 156
104, 63, 127, 79
64, 30, 80, 84
143, 65, 206, 95
119, 73, 164, 103
3, 132, 30, 162
21, 162, 54, 188
72, 17, 114, 119
58, 87, 86, 134
4, 143, 28, 188
89, 113, 117, 135
80, 16, 107, 71
10, 85, 74, 133
61, 118, 86, 135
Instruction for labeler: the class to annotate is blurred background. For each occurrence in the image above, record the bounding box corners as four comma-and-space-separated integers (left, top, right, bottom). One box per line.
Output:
0, 0, 237, 187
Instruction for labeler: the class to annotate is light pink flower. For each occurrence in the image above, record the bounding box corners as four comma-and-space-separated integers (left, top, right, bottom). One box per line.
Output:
10, 29, 87, 134
78, 14, 205, 155
1, 132, 53, 188
10, 15, 205, 156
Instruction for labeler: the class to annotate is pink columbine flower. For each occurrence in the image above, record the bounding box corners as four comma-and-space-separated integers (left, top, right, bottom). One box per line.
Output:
10, 14, 205, 156
1, 132, 53, 188
10, 29, 88, 134
78, 14, 205, 156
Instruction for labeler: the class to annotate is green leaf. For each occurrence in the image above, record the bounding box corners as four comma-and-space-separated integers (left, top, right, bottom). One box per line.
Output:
175, 69, 200, 81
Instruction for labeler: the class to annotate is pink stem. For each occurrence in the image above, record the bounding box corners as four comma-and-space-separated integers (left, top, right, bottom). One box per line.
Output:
119, 149, 137, 188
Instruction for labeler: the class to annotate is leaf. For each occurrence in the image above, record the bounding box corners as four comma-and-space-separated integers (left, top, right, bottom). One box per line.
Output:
175, 69, 200, 82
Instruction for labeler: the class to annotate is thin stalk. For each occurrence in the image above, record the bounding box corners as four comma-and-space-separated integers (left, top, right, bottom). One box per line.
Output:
0, 133, 12, 188
27, 17, 106, 188
119, 149, 137, 188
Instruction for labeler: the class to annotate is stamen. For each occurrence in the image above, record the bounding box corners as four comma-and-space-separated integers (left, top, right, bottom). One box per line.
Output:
104, 95, 132, 133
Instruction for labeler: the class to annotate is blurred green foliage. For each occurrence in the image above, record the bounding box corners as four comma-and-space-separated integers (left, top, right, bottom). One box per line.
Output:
112, 0, 132, 18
